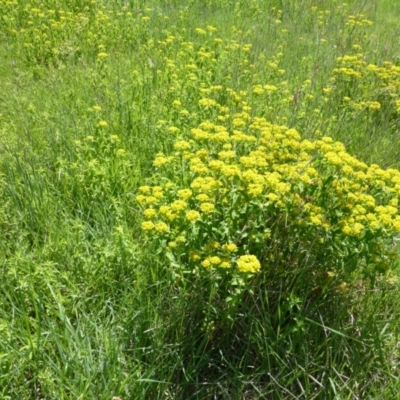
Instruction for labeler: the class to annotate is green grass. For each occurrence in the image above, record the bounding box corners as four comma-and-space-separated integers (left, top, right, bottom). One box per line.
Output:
1, 0, 400, 398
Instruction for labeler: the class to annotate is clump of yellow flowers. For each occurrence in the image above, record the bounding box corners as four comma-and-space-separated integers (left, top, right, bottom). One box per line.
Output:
137, 87, 400, 287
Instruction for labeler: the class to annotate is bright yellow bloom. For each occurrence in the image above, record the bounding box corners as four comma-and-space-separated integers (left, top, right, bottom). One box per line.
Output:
196, 193, 210, 202
237, 255, 261, 273
222, 243, 238, 253
178, 189, 193, 199
143, 208, 156, 218
155, 222, 168, 233
174, 141, 191, 151
209, 256, 221, 265
201, 258, 211, 268
145, 196, 157, 205
186, 210, 201, 222
171, 200, 187, 211
200, 203, 215, 213
141, 221, 155, 231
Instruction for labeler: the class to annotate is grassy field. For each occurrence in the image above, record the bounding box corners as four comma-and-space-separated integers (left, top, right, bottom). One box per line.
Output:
1, 0, 400, 398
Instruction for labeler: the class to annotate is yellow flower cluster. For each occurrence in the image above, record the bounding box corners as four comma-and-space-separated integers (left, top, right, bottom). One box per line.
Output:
237, 255, 261, 273
137, 84, 400, 276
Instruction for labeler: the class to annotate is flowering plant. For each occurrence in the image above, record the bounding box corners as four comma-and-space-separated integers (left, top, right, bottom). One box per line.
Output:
137, 90, 400, 330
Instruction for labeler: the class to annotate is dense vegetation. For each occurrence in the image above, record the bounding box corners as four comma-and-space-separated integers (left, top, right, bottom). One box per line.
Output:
1, 0, 400, 398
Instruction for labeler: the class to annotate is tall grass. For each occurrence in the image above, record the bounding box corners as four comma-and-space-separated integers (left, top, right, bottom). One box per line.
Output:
0, 0, 400, 398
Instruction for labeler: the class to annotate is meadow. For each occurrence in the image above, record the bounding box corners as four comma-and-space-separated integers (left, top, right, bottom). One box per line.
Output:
1, 0, 400, 398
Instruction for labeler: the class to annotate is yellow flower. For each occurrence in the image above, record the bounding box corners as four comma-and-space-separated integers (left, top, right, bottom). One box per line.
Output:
98, 120, 108, 127
222, 243, 238, 253
186, 210, 201, 222
166, 211, 177, 221
143, 208, 156, 218
159, 205, 170, 215
171, 200, 187, 211
209, 256, 221, 265
267, 193, 279, 202
351, 222, 364, 235
200, 203, 215, 213
237, 255, 261, 273
178, 189, 193, 199
174, 140, 191, 151
218, 150, 236, 160
201, 258, 211, 268
205, 242, 220, 251
155, 222, 168, 233
220, 259, 231, 268
172, 100, 182, 107
145, 196, 157, 205
141, 221, 155, 230
195, 28, 207, 35
341, 225, 352, 235
196, 193, 210, 202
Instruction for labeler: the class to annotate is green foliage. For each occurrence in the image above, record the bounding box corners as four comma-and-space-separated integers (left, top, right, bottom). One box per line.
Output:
1, 0, 400, 398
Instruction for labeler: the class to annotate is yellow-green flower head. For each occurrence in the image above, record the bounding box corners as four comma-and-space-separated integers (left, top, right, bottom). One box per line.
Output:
189, 251, 201, 261
267, 193, 279, 202
220, 259, 231, 268
196, 193, 210, 202
221, 164, 241, 178
171, 200, 188, 212
209, 160, 225, 171
341, 225, 352, 235
351, 222, 364, 235
186, 210, 201, 222
98, 119, 108, 127
237, 255, 261, 273
141, 221, 155, 231
159, 205, 170, 215
218, 150, 236, 160
222, 243, 238, 253
174, 140, 191, 151
200, 202, 215, 213
155, 222, 168, 233
145, 196, 157, 205
153, 190, 164, 199
178, 189, 193, 199
153, 153, 174, 167
143, 208, 157, 218
309, 214, 323, 225
136, 194, 146, 203
176, 234, 186, 243
195, 148, 209, 159
248, 184, 264, 197
209, 256, 221, 265
201, 258, 211, 268
172, 100, 182, 107
139, 185, 151, 194
205, 242, 220, 252
166, 211, 177, 221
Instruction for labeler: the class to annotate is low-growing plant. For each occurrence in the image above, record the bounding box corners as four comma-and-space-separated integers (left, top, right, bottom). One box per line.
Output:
137, 89, 400, 344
